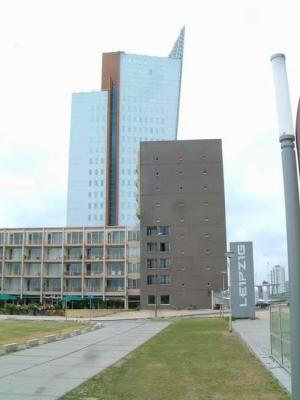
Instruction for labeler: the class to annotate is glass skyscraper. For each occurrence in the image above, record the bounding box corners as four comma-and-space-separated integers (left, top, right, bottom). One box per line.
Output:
67, 28, 185, 227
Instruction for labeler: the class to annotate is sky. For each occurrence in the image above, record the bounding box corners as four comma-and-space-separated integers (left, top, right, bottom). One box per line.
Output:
1, 0, 300, 284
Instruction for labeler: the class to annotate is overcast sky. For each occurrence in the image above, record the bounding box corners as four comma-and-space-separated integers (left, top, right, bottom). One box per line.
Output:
1, 0, 299, 283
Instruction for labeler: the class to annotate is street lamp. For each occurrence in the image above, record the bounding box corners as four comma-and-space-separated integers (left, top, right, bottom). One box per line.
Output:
271, 53, 300, 400
224, 251, 235, 333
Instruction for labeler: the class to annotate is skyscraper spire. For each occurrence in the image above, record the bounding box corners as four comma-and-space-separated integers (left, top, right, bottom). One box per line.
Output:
169, 26, 185, 59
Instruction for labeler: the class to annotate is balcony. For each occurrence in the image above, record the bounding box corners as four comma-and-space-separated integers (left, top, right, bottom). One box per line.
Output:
106, 278, 125, 292
24, 279, 41, 292
43, 278, 61, 292
4, 265, 21, 276
106, 247, 125, 260
65, 249, 83, 261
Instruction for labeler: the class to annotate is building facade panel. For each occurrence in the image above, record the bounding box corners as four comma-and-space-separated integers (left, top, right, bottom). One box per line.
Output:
139, 140, 227, 309
67, 92, 108, 226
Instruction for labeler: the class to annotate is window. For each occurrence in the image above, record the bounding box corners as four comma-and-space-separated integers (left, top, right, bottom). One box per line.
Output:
107, 231, 125, 244
128, 231, 140, 241
203, 201, 209, 206
147, 258, 157, 268
107, 263, 124, 276
160, 275, 170, 285
178, 171, 183, 175
204, 233, 210, 238
67, 232, 83, 245
155, 171, 159, 177
180, 218, 185, 223
147, 275, 157, 285
159, 242, 170, 252
7, 232, 23, 245
202, 170, 207, 175
159, 226, 170, 236
179, 202, 184, 207
128, 247, 140, 258
128, 278, 140, 289
155, 203, 160, 207
128, 263, 140, 273
147, 226, 158, 237
147, 243, 157, 253
160, 295, 170, 305
27, 232, 43, 245
148, 295, 156, 305
106, 247, 125, 260
86, 247, 103, 259
159, 258, 170, 268
155, 187, 161, 192
87, 231, 104, 244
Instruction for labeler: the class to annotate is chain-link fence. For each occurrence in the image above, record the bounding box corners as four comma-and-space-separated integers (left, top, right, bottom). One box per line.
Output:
270, 300, 290, 372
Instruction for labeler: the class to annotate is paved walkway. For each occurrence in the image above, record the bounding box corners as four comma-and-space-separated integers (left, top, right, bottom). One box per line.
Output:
233, 311, 291, 394
0, 319, 169, 400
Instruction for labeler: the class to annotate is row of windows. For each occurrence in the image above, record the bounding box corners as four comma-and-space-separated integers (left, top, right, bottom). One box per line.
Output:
88, 180, 104, 187
148, 295, 170, 306
147, 242, 170, 253
88, 192, 104, 198
121, 116, 165, 124
1, 262, 140, 275
88, 156, 105, 162
147, 226, 170, 237
153, 154, 207, 162
89, 169, 104, 175
155, 170, 207, 178
153, 185, 209, 192
147, 258, 170, 269
121, 126, 165, 134
147, 275, 170, 285
0, 231, 140, 246
88, 203, 104, 209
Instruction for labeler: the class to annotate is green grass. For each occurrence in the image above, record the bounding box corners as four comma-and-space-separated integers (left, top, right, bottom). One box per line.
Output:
0, 320, 87, 349
62, 318, 290, 400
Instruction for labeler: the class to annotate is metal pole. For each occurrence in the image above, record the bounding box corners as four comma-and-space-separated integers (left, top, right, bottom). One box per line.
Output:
271, 53, 300, 400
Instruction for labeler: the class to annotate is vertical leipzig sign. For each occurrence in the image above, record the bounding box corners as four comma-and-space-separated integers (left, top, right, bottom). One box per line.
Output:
229, 241, 255, 319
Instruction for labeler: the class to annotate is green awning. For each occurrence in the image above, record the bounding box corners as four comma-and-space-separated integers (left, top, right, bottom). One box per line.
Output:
0, 294, 18, 300
62, 295, 83, 302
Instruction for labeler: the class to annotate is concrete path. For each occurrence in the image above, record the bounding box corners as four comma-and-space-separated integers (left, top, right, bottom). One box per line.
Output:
0, 320, 169, 400
233, 312, 291, 394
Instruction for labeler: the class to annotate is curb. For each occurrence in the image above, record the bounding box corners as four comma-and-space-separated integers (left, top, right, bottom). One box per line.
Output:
2, 322, 103, 355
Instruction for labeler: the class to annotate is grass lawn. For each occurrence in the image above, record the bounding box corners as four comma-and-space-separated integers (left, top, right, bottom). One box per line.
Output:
62, 318, 290, 400
0, 320, 88, 349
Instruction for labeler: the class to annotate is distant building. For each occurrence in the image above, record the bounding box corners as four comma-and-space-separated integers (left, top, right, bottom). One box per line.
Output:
270, 265, 286, 294
67, 28, 185, 228
139, 139, 227, 309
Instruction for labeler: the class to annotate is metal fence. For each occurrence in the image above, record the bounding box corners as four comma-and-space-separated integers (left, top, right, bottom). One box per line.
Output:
270, 300, 291, 372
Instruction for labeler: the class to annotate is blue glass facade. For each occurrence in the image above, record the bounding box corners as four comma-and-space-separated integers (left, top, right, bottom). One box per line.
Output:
67, 92, 108, 226
118, 53, 182, 226
67, 29, 184, 228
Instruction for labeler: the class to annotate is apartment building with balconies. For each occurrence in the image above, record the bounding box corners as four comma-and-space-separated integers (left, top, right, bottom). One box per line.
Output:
0, 227, 140, 309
